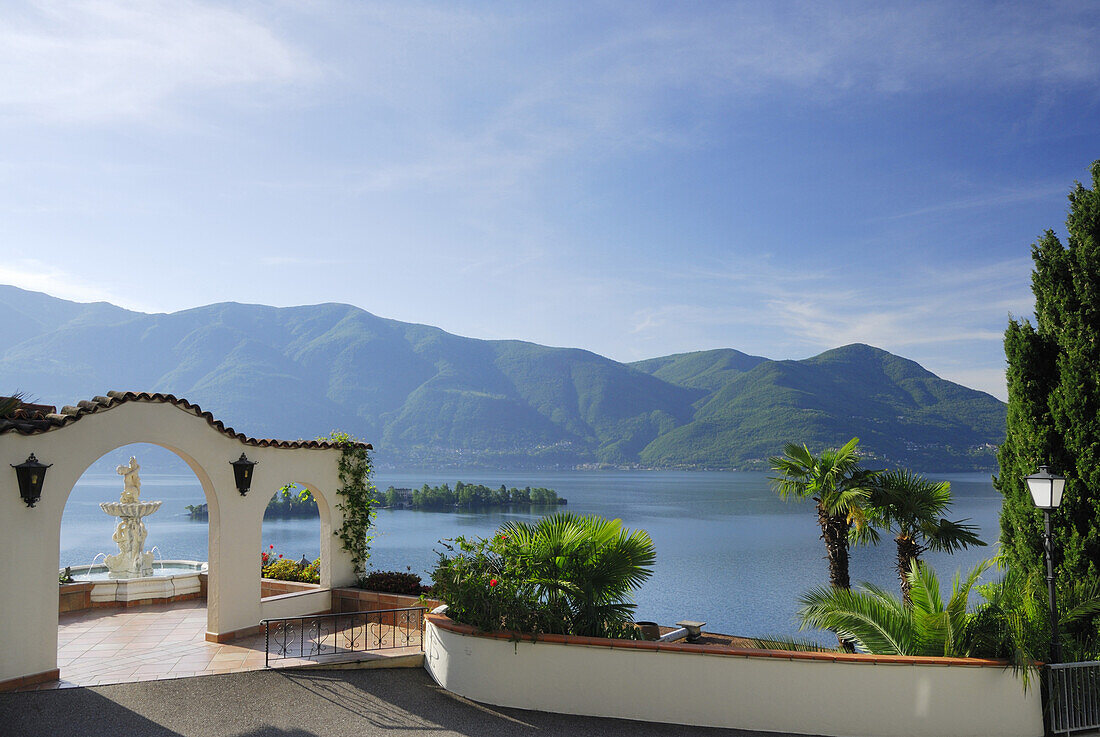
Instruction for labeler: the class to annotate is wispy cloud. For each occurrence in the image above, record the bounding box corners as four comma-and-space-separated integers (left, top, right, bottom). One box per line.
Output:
258, 256, 345, 267
0, 0, 317, 124
620, 253, 1031, 397
878, 184, 1074, 221
758, 261, 1029, 351
290, 1, 1099, 225
0, 260, 147, 310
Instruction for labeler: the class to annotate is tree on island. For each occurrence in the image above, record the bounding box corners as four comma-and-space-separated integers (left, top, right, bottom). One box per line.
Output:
997, 161, 1100, 629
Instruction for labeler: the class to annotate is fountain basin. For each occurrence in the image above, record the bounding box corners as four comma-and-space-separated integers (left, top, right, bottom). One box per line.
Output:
99, 501, 162, 517
62, 560, 207, 606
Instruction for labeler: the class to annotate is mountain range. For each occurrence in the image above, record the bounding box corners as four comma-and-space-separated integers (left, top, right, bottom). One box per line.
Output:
0, 285, 1005, 471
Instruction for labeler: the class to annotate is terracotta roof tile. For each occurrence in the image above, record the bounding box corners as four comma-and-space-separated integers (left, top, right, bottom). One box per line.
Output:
0, 391, 372, 451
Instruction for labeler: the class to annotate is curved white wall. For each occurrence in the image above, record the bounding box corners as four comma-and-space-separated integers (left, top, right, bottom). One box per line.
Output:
424, 619, 1044, 737
0, 400, 357, 685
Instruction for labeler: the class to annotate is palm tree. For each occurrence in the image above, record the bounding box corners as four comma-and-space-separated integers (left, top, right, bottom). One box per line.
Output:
768, 437, 873, 591
0, 392, 24, 418
798, 558, 992, 658
797, 558, 1100, 690
964, 562, 1100, 671
499, 512, 656, 638
853, 469, 985, 605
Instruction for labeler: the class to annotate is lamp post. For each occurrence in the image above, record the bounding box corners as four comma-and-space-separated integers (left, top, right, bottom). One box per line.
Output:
1026, 465, 1066, 664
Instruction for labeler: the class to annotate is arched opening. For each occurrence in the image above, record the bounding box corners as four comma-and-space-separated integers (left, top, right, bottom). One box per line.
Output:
259, 481, 323, 598
56, 442, 219, 685
60, 443, 210, 578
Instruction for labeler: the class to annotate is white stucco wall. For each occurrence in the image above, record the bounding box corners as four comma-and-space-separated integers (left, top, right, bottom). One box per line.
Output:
0, 399, 358, 684
424, 619, 1044, 737
260, 590, 333, 620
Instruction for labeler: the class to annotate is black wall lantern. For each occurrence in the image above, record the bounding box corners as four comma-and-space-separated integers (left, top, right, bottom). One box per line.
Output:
11, 453, 51, 508
231, 453, 258, 496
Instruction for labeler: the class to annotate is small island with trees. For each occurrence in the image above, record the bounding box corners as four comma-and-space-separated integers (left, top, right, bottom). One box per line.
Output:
186, 484, 319, 520
380, 481, 565, 510
186, 481, 565, 519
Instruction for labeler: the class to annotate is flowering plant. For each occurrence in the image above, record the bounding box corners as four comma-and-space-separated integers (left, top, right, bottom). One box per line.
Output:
429, 533, 547, 634
261, 544, 319, 583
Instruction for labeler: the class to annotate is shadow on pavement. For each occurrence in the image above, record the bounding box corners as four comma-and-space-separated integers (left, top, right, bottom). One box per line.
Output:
0, 667, 792, 737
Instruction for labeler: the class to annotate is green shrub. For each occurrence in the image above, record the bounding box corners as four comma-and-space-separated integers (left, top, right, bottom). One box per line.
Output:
430, 534, 548, 634
358, 569, 433, 596
262, 557, 320, 584
431, 514, 655, 639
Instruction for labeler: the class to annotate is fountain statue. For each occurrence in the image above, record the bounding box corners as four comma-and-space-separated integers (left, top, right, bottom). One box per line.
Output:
99, 457, 162, 579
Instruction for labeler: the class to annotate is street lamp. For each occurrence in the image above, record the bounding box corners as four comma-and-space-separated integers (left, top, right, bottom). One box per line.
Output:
1026, 465, 1066, 663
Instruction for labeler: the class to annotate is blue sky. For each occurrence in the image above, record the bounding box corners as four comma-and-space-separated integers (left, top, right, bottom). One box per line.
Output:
2, 1, 1098, 400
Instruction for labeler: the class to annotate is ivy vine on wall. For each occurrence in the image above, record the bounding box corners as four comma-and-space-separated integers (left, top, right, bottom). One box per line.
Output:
324, 431, 376, 573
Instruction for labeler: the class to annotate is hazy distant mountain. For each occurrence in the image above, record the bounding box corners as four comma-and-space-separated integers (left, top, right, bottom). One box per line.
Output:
0, 285, 1005, 470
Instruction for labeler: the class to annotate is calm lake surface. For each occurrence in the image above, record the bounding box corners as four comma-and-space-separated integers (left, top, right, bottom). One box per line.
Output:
61, 466, 1002, 640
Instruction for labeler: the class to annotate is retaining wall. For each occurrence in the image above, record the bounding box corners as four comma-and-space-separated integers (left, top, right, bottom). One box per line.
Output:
423, 615, 1044, 737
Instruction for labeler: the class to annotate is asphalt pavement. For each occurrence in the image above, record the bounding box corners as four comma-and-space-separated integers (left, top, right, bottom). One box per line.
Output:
0, 667, 807, 737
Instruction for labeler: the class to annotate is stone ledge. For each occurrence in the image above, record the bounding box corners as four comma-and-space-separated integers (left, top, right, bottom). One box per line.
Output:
424, 614, 1012, 668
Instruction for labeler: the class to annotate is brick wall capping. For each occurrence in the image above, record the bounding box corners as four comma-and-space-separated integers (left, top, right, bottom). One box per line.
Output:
425, 613, 1014, 668
331, 587, 442, 611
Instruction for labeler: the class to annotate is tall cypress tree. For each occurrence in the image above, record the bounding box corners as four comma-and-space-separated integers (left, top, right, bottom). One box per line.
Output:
996, 161, 1100, 589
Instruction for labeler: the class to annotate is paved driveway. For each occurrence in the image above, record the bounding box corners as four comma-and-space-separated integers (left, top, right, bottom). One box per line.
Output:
0, 667, 811, 736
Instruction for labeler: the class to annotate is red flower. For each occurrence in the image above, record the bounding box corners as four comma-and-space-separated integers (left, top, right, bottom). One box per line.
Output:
278, 554, 283, 558
269, 545, 274, 549
489, 578, 498, 587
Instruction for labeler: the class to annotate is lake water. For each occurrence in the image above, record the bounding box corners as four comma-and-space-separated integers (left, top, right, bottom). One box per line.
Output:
61, 467, 1002, 640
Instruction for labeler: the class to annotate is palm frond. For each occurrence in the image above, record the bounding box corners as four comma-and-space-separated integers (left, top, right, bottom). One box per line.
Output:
907, 560, 944, 616
498, 513, 655, 638
923, 518, 987, 553
799, 584, 915, 655
0, 392, 25, 418
749, 636, 836, 652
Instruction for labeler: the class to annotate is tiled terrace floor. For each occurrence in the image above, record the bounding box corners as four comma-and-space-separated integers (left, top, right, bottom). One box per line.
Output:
24, 600, 419, 690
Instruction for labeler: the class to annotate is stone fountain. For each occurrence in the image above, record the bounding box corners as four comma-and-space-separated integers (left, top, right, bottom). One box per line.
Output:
100, 457, 162, 579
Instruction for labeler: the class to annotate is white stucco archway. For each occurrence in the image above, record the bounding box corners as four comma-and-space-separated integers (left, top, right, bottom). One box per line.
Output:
0, 392, 369, 687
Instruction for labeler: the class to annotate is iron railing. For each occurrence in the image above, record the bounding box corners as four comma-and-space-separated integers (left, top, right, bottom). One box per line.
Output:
1049, 661, 1100, 735
261, 607, 426, 667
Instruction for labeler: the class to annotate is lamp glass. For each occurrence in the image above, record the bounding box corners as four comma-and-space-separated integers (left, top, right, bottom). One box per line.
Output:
1026, 466, 1064, 510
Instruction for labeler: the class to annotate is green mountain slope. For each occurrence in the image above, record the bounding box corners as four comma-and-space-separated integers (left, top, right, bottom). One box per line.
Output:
636, 344, 1004, 469
629, 348, 767, 393
0, 285, 1005, 470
